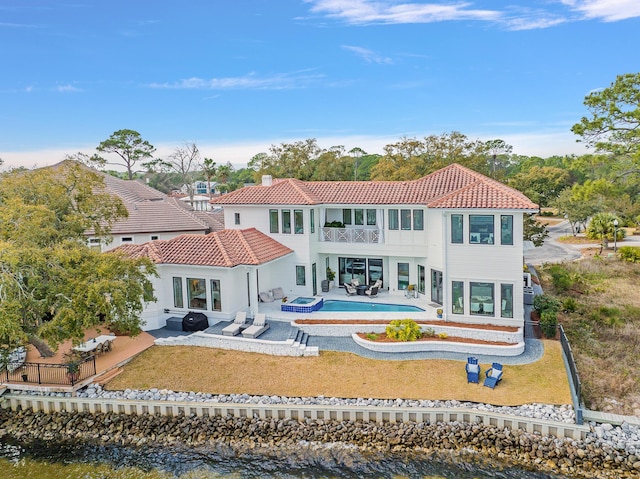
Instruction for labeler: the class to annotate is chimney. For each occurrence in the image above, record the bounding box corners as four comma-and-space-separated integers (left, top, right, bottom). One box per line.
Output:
262, 175, 272, 187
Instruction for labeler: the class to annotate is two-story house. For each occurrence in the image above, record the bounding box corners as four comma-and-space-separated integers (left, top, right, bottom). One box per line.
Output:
118, 163, 537, 334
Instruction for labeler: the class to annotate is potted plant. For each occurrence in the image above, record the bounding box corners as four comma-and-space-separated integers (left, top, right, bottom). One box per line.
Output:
64, 352, 82, 383
326, 267, 336, 289
436, 308, 443, 319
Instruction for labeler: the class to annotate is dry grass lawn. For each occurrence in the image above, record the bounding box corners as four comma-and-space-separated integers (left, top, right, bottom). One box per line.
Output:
108, 340, 571, 406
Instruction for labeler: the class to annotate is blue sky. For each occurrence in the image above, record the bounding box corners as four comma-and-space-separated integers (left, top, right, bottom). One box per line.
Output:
1, 0, 639, 170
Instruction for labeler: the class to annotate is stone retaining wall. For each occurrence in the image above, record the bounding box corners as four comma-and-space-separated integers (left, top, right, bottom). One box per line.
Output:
1, 403, 638, 478
352, 333, 526, 356
154, 331, 319, 356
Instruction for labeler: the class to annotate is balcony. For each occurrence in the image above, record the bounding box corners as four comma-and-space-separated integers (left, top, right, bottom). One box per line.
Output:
321, 227, 381, 243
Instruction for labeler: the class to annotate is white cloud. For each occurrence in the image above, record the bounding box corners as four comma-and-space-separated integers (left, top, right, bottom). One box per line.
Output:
55, 84, 82, 93
147, 71, 324, 90
342, 45, 393, 64
561, 0, 640, 21
308, 0, 501, 24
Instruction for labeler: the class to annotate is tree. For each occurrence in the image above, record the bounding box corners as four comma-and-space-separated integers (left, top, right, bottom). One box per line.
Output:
147, 142, 202, 206
523, 214, 549, 247
508, 166, 571, 208
572, 73, 640, 162
554, 188, 598, 235
216, 162, 235, 192
586, 212, 623, 253
349, 147, 366, 181
484, 139, 513, 179
95, 129, 156, 180
0, 161, 156, 356
202, 157, 217, 200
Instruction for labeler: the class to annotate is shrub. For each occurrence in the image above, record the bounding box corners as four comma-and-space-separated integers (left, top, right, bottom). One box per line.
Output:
618, 246, 640, 263
540, 310, 558, 338
562, 297, 578, 313
533, 294, 561, 313
437, 332, 448, 339
548, 264, 573, 292
365, 332, 378, 341
386, 319, 423, 341
423, 327, 435, 338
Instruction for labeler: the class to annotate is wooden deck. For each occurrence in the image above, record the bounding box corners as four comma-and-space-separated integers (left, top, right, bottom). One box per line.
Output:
1, 328, 155, 394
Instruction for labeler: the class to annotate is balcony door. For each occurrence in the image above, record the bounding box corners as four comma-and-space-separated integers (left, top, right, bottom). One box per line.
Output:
431, 269, 443, 305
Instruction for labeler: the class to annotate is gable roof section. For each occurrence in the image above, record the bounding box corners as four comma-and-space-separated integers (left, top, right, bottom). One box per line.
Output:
114, 228, 293, 267
211, 163, 538, 210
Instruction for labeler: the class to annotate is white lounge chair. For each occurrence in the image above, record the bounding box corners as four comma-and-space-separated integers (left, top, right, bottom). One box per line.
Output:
271, 287, 285, 300
344, 283, 357, 296
259, 291, 274, 303
222, 311, 248, 336
242, 313, 270, 339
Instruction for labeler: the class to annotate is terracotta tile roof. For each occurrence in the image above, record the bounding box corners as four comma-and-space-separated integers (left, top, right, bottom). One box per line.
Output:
113, 228, 293, 267
211, 163, 538, 210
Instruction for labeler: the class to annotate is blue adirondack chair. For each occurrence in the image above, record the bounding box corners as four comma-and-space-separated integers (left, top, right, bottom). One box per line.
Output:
465, 357, 480, 383
483, 362, 503, 388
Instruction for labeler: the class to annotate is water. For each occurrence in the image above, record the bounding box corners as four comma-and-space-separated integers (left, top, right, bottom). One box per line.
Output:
320, 300, 425, 313
0, 439, 569, 479
290, 297, 316, 304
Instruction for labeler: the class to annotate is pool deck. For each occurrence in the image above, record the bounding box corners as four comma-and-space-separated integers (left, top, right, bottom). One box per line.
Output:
257, 287, 434, 321
150, 287, 543, 365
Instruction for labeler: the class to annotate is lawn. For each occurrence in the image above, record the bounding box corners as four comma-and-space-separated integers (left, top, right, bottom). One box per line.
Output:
107, 340, 572, 406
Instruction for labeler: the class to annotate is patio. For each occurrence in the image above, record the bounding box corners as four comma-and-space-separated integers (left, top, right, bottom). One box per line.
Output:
2, 328, 156, 393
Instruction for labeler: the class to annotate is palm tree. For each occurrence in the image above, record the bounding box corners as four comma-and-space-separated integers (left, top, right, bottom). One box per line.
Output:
586, 212, 620, 254
202, 157, 217, 200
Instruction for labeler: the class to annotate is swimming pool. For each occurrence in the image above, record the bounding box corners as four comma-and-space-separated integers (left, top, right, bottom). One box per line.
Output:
319, 300, 424, 313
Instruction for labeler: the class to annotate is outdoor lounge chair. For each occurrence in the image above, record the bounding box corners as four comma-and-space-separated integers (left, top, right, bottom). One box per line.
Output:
271, 287, 285, 301
242, 313, 269, 339
465, 357, 480, 383
259, 291, 274, 303
344, 283, 357, 296
221, 311, 248, 336
483, 362, 503, 388
371, 279, 383, 290
364, 286, 378, 298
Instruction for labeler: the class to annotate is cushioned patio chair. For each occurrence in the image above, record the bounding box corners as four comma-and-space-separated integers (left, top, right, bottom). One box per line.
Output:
242, 313, 270, 339
371, 279, 383, 290
465, 357, 480, 383
483, 362, 503, 388
259, 291, 274, 303
350, 278, 360, 287
271, 287, 285, 300
344, 283, 357, 296
221, 311, 248, 336
364, 286, 378, 298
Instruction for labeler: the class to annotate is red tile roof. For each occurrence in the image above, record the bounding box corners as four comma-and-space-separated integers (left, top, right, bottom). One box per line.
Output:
211, 163, 538, 210
114, 228, 293, 267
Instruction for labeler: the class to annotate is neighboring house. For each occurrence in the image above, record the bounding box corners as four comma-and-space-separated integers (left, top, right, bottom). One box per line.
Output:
209, 163, 537, 329
116, 163, 537, 333
85, 170, 224, 251
116, 229, 293, 330
180, 180, 218, 196
176, 194, 215, 211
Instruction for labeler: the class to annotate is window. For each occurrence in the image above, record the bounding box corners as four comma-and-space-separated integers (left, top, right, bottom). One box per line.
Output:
452, 281, 464, 314
469, 215, 494, 244
470, 282, 494, 316
354, 209, 364, 226
501, 215, 513, 245
296, 265, 306, 286
294, 210, 304, 234
501, 284, 513, 318
210, 279, 221, 312
413, 209, 424, 230
187, 278, 207, 310
88, 238, 101, 251
151, 235, 158, 241
389, 209, 399, 230
417, 265, 425, 294
310, 209, 315, 233
342, 209, 352, 225
366, 209, 376, 225
173, 277, 183, 308
282, 210, 291, 234
397, 263, 409, 290
400, 209, 411, 230
234, 213, 240, 225
451, 214, 463, 244
269, 209, 279, 233
121, 237, 133, 243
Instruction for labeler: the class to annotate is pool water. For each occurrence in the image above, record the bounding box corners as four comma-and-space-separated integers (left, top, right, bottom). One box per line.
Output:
289, 297, 315, 304
320, 300, 424, 312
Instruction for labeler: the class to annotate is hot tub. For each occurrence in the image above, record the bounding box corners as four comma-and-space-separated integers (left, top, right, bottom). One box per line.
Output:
281, 296, 324, 313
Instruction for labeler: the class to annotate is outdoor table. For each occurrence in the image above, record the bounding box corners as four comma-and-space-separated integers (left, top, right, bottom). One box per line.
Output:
356, 285, 368, 295
73, 335, 116, 356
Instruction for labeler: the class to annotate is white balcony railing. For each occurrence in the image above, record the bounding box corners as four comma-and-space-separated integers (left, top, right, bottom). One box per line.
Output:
321, 227, 381, 243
